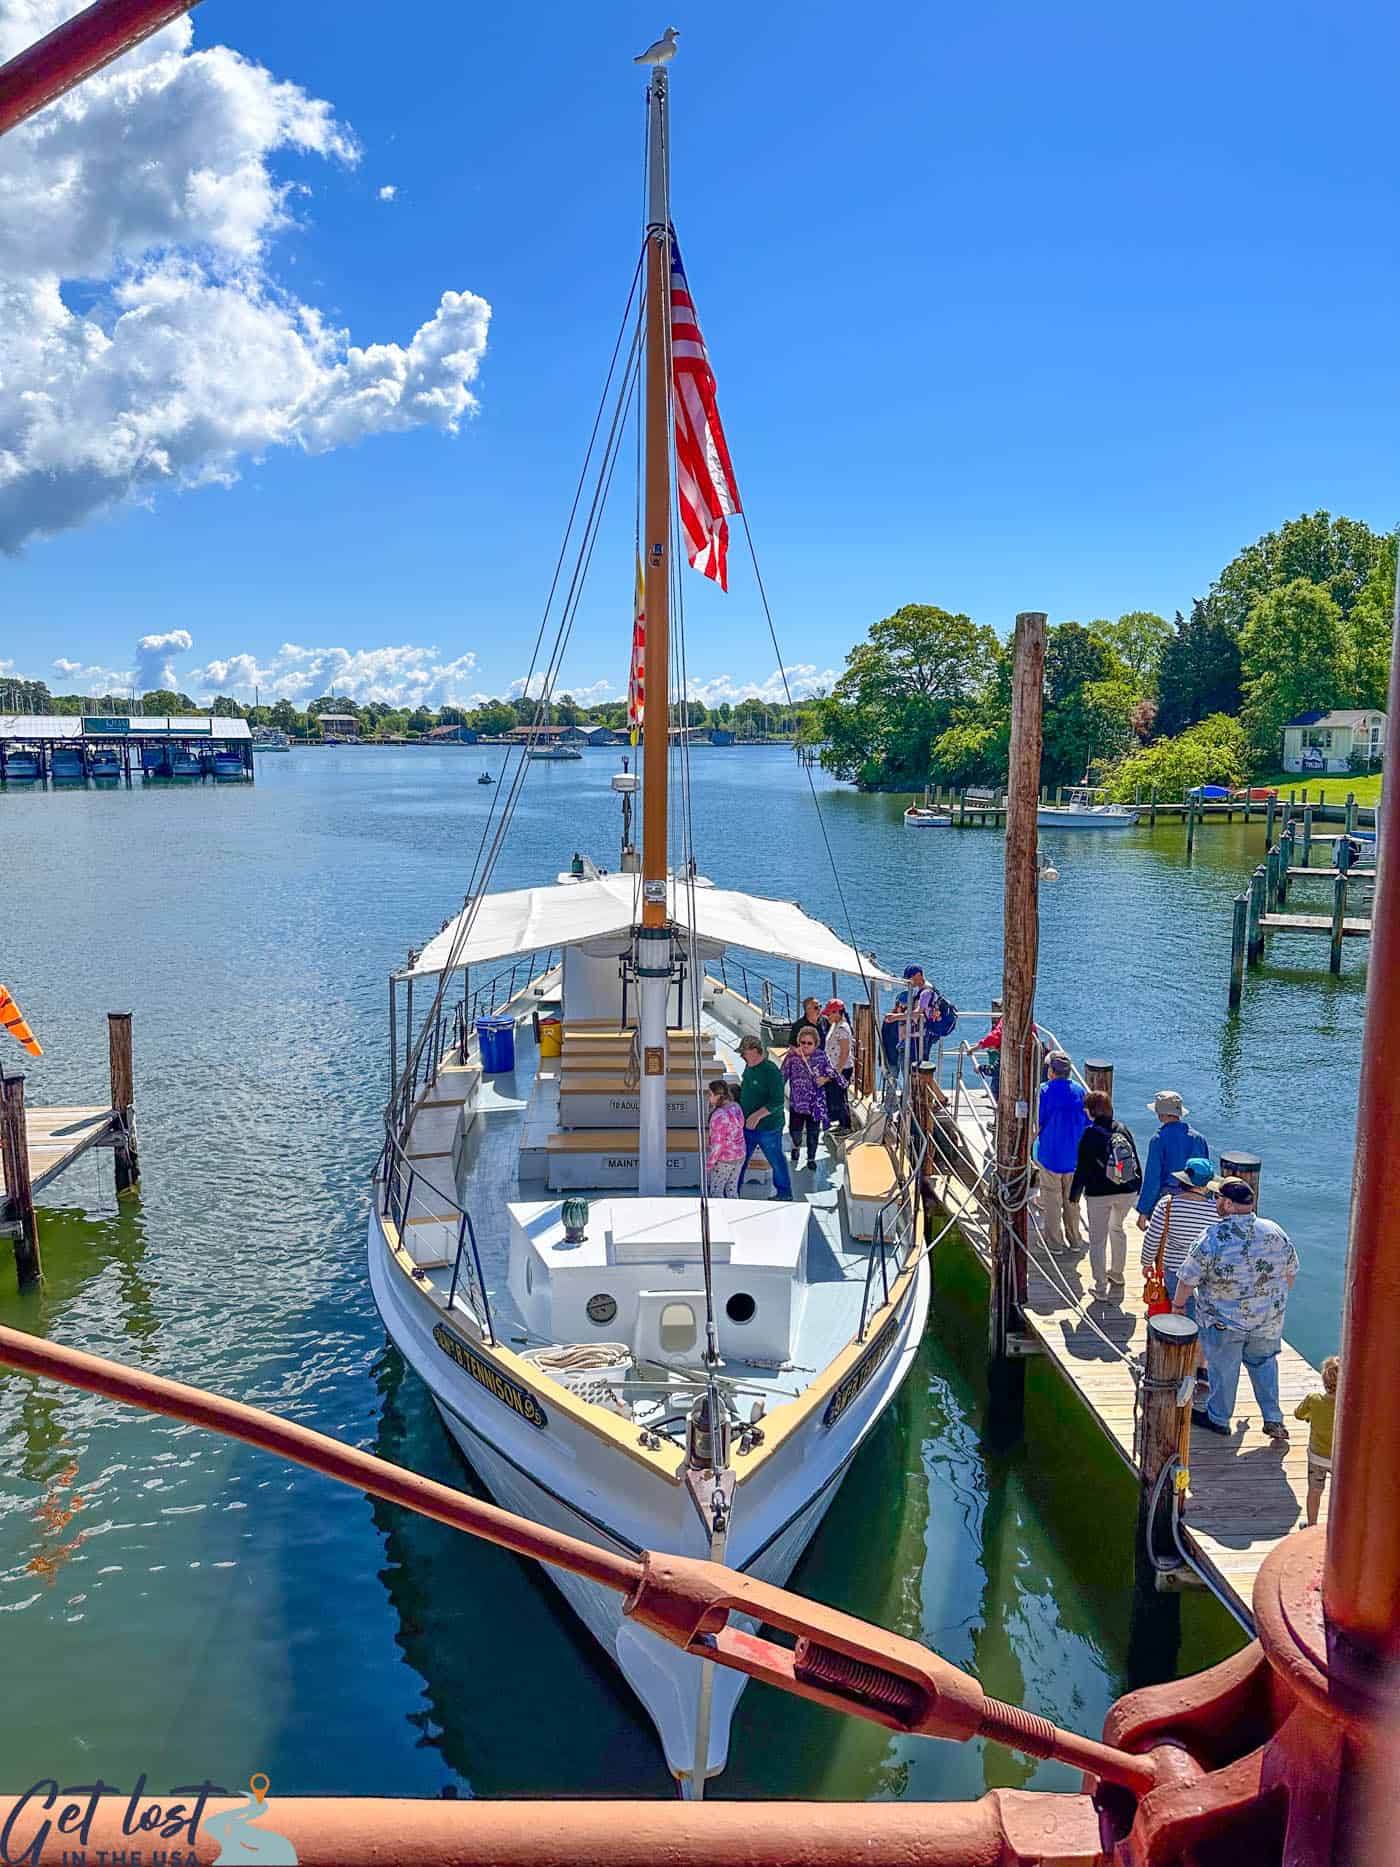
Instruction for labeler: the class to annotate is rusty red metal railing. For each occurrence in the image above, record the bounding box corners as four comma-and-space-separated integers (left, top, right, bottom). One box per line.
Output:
0, 0, 203, 137
0, 1321, 1167, 1801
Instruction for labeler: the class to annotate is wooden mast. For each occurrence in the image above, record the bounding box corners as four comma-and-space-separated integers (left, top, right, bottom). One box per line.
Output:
637, 62, 674, 1194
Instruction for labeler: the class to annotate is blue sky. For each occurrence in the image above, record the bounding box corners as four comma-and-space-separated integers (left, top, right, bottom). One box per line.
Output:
3, 0, 1395, 708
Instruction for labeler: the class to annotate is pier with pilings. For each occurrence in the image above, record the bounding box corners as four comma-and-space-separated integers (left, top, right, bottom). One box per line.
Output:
0, 1011, 141, 1288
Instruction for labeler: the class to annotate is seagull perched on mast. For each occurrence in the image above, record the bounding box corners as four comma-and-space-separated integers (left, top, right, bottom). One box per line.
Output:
634, 26, 679, 65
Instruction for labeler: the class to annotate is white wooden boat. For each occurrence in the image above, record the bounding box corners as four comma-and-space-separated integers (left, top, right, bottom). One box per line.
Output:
368, 46, 929, 1798
1036, 786, 1139, 829
904, 805, 951, 827
528, 743, 583, 761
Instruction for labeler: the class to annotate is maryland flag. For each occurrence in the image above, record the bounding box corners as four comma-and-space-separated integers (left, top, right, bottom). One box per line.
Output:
0, 986, 42, 1058
627, 557, 646, 748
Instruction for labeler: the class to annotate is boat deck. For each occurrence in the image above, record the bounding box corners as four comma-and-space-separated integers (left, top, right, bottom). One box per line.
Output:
929, 1084, 1322, 1630
408, 1003, 885, 1413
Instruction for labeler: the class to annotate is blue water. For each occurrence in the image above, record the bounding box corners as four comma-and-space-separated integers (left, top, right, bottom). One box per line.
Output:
0, 748, 1358, 1799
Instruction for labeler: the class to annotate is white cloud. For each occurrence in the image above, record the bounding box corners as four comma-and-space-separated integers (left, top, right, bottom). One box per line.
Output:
680, 665, 837, 707
0, 3, 489, 553
136, 627, 194, 689
378, 184, 397, 201
53, 655, 134, 691
189, 641, 480, 707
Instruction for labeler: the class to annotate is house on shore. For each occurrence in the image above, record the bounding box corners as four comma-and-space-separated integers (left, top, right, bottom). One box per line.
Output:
315, 712, 361, 741
1281, 709, 1386, 774
426, 723, 479, 744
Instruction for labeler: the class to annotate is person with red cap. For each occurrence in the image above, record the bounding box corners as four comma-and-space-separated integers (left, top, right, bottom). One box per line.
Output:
822, 997, 854, 1130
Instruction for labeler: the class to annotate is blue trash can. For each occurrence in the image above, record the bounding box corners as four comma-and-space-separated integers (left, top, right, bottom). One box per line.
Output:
476, 1016, 516, 1072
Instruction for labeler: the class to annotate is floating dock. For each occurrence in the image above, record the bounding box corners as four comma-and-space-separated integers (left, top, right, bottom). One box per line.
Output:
923, 1058, 1320, 1631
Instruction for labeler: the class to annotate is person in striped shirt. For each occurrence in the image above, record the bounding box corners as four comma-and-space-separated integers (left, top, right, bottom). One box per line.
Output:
1140, 1156, 1220, 1312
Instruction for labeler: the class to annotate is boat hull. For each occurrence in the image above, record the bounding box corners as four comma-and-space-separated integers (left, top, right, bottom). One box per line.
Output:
1036, 807, 1139, 829
368, 1202, 930, 1783
904, 812, 951, 827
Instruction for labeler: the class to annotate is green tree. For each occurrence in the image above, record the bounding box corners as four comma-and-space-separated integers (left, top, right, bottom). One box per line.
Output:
209, 694, 246, 717
1090, 612, 1173, 693
1043, 676, 1138, 786
1348, 536, 1397, 710
556, 694, 580, 726
471, 701, 516, 736
1239, 579, 1352, 761
820, 603, 1000, 788
141, 688, 198, 713
1205, 510, 1390, 638
1044, 622, 1120, 707
1104, 714, 1248, 801
1156, 604, 1243, 734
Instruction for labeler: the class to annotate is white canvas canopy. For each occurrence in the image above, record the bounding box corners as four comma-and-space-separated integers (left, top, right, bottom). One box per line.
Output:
405, 874, 894, 984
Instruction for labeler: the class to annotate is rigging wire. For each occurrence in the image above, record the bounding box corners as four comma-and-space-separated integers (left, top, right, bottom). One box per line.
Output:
389, 264, 645, 1117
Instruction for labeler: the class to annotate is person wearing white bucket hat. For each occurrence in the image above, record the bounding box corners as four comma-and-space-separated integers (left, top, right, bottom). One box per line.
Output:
1134, 1091, 1210, 1231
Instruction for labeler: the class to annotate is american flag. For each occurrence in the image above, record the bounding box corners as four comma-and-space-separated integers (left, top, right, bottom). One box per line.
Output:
669, 235, 741, 589
628, 556, 645, 743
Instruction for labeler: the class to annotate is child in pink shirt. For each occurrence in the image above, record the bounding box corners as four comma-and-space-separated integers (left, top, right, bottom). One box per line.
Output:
706, 1079, 746, 1197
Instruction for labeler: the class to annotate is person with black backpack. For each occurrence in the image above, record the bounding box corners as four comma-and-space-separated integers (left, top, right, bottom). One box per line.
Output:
1070, 1089, 1143, 1301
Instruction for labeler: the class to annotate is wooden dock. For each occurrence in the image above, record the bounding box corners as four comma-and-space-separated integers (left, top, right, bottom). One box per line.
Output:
0, 1011, 140, 1286
927, 1085, 1320, 1631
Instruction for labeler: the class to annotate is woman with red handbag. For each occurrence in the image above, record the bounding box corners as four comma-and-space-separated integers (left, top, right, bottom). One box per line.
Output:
1141, 1158, 1218, 1395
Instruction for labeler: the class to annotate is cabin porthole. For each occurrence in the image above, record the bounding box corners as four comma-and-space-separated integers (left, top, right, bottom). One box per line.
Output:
659, 1302, 697, 1353
725, 1292, 757, 1325
587, 1292, 618, 1327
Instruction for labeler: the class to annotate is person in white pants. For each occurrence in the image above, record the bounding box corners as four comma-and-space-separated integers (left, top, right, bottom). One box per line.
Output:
1071, 1089, 1144, 1300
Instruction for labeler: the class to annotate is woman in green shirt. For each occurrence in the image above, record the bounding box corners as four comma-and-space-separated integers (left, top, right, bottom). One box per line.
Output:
735, 1035, 793, 1201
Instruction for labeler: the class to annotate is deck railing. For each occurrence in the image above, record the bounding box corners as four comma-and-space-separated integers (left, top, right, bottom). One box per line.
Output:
378, 948, 560, 1347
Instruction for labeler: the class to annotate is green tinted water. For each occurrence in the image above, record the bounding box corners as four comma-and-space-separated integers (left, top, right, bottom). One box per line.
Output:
0, 749, 1354, 1798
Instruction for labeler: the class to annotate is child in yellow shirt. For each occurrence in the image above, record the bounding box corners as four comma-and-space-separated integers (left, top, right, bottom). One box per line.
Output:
1294, 1355, 1339, 1526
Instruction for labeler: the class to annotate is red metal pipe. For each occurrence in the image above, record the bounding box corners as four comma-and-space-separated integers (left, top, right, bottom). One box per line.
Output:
0, 1792, 1107, 1866
0, 0, 203, 137
1324, 584, 1400, 1660
0, 1322, 642, 1595
0, 1323, 1165, 1796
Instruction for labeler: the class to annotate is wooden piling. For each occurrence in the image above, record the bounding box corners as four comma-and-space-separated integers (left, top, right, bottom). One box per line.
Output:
106, 1011, 140, 1196
1279, 825, 1294, 906
988, 610, 1046, 1445
1265, 794, 1277, 846
1148, 785, 1158, 826
1243, 790, 1252, 824
1346, 792, 1357, 835
0, 1071, 41, 1287
1331, 872, 1347, 974
1135, 1313, 1200, 1570
1247, 865, 1266, 965
1229, 895, 1247, 1008
1083, 1059, 1114, 1098
1219, 1150, 1262, 1207
1185, 796, 1197, 858
1302, 805, 1314, 866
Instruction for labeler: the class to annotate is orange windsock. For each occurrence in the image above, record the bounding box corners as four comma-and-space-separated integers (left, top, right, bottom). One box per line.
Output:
0, 987, 42, 1058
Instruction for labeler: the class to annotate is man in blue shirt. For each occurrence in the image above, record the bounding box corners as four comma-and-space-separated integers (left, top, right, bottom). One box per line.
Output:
1036, 1052, 1088, 1252
1135, 1091, 1209, 1232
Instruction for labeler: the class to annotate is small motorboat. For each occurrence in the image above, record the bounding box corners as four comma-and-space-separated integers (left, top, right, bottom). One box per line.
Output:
477, 771, 494, 784
528, 743, 583, 761
904, 804, 951, 827
1037, 786, 1139, 830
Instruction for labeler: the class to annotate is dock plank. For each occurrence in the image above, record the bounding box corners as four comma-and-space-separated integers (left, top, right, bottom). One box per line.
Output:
930, 1098, 1321, 1630
1260, 915, 1371, 935
10, 1105, 118, 1200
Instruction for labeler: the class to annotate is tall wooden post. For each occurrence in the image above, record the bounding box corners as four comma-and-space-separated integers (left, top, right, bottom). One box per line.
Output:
1279, 825, 1294, 905
988, 611, 1046, 1444
1247, 865, 1266, 965
1083, 1059, 1114, 1098
1330, 872, 1348, 975
1128, 1312, 1200, 1681
1148, 784, 1158, 826
1265, 793, 1277, 846
1219, 1149, 1262, 1207
107, 1011, 140, 1197
1302, 804, 1314, 866
1243, 789, 1252, 824
1185, 796, 1197, 859
0, 1071, 41, 1286
1346, 792, 1358, 835
1229, 895, 1247, 1008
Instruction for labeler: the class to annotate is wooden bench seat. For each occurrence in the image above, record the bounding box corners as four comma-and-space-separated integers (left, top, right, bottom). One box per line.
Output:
843, 1142, 900, 1242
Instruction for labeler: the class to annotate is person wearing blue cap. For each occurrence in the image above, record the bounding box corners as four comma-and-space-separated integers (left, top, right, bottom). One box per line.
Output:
882, 965, 933, 1074
1140, 1156, 1220, 1315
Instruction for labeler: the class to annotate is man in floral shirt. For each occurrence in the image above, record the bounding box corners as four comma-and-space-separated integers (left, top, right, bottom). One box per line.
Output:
1174, 1178, 1298, 1442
